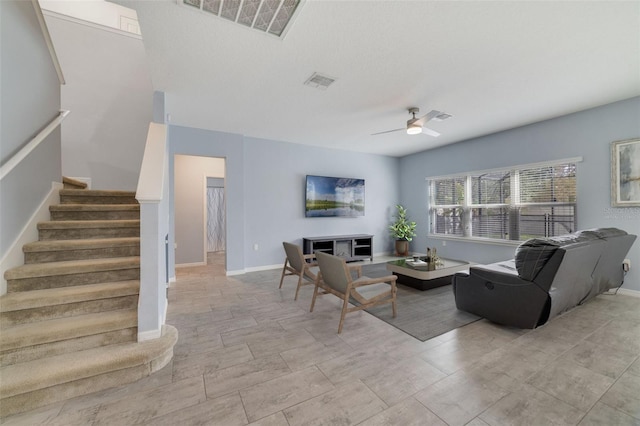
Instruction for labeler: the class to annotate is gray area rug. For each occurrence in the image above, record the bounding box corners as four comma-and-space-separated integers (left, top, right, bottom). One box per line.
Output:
360, 263, 481, 341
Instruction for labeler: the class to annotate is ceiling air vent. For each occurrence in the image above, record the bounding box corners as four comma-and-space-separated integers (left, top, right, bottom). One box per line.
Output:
304, 73, 336, 90
182, 0, 302, 38
433, 112, 453, 121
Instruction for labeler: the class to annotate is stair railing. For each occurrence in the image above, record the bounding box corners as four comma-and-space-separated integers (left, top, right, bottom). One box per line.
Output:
0, 110, 69, 181
135, 122, 170, 341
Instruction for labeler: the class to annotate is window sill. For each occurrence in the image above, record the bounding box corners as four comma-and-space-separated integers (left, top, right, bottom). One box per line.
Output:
427, 234, 523, 247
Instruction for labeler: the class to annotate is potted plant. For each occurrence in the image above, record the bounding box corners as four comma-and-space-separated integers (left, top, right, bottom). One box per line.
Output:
389, 204, 417, 256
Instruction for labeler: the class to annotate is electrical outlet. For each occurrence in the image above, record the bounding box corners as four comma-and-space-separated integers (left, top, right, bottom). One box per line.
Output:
442, 240, 446, 246
623, 258, 630, 272
253, 243, 259, 251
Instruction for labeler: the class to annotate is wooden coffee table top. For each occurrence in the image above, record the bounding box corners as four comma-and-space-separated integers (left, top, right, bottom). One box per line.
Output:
386, 257, 473, 280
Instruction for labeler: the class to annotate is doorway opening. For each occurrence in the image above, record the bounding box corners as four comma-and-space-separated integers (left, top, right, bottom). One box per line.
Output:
173, 154, 225, 270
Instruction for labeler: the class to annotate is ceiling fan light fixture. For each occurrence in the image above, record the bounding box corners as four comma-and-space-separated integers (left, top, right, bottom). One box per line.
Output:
407, 123, 422, 135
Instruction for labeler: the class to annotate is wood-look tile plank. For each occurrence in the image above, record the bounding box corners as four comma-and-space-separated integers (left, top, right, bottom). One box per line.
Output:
526, 359, 615, 411
414, 370, 509, 426
599, 371, 640, 420
93, 376, 206, 425
144, 392, 248, 426
479, 384, 585, 426
578, 401, 640, 426
239, 366, 334, 422
203, 354, 291, 399
359, 397, 446, 426
173, 343, 255, 381
283, 380, 387, 426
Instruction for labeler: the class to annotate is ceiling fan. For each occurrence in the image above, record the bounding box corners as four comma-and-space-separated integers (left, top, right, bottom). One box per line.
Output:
372, 107, 452, 137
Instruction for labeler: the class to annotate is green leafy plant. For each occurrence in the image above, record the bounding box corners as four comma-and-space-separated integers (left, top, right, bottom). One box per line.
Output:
389, 204, 417, 241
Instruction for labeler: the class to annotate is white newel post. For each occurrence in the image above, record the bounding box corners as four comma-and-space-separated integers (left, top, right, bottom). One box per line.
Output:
136, 123, 169, 341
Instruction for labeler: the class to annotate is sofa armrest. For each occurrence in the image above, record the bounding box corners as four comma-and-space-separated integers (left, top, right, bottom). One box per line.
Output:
452, 261, 550, 328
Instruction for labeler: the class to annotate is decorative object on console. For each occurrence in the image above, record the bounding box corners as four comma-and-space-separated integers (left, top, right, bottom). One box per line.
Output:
611, 138, 640, 207
389, 204, 417, 256
305, 175, 365, 217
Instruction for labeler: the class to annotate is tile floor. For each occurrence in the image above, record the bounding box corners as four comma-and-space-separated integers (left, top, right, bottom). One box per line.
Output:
2, 252, 639, 425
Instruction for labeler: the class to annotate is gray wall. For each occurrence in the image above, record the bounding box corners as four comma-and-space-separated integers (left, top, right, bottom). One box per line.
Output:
399, 97, 640, 291
44, 13, 153, 191
1, 0, 61, 257
243, 136, 399, 268
168, 125, 400, 275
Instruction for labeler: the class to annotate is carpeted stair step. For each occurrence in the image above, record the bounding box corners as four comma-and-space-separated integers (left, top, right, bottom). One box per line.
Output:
0, 280, 139, 327
23, 237, 140, 263
38, 219, 140, 240
0, 309, 138, 367
59, 189, 138, 205
62, 177, 88, 189
50, 204, 140, 221
5, 257, 140, 292
0, 324, 178, 417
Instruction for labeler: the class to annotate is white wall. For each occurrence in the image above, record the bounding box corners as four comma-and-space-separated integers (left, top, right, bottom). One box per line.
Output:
174, 155, 225, 265
44, 12, 153, 191
400, 97, 640, 291
1, 0, 61, 259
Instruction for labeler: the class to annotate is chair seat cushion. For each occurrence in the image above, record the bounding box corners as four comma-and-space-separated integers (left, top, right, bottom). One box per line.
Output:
352, 280, 391, 301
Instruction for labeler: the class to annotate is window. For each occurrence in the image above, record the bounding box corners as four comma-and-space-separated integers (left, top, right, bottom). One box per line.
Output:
428, 159, 579, 242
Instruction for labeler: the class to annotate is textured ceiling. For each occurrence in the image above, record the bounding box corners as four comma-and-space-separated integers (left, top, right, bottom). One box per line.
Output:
115, 0, 640, 157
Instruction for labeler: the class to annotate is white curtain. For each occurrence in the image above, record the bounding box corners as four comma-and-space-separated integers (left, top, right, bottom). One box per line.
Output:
207, 187, 225, 252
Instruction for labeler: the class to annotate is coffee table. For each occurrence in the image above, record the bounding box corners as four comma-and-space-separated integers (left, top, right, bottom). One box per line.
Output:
386, 257, 473, 291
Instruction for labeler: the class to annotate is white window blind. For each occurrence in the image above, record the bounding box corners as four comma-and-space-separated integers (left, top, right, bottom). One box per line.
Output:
428, 159, 579, 242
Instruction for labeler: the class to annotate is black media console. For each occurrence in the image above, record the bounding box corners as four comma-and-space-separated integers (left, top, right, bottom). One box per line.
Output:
302, 234, 373, 262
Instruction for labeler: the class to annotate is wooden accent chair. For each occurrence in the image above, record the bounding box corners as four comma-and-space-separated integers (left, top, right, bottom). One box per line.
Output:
311, 251, 398, 333
279, 242, 319, 300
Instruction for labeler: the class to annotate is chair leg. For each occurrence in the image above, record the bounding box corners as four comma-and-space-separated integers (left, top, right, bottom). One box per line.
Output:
392, 287, 397, 318
278, 260, 288, 289
338, 297, 349, 334
310, 283, 319, 312
294, 275, 303, 301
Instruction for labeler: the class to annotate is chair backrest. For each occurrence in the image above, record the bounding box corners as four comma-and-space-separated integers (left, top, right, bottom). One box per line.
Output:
283, 242, 305, 272
315, 251, 350, 294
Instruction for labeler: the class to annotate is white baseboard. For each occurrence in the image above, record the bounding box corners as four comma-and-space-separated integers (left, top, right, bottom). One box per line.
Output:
614, 288, 640, 298
226, 269, 246, 276
243, 263, 282, 273
0, 181, 62, 295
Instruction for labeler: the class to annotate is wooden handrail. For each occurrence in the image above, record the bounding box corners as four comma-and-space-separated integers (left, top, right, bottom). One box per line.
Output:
0, 110, 69, 181
32, 0, 65, 85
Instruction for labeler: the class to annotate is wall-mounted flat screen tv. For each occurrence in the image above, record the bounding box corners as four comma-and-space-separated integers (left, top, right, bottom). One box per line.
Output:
305, 175, 365, 217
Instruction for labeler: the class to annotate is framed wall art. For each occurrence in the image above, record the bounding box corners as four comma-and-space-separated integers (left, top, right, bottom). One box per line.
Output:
611, 138, 640, 207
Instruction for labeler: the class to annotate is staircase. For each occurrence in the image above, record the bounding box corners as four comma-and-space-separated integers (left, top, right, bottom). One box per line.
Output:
0, 179, 177, 417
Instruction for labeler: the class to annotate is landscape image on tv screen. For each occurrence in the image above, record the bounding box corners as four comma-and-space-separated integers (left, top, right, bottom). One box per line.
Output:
305, 175, 365, 217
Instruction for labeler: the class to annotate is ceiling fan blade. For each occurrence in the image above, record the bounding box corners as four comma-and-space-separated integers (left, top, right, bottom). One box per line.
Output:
371, 127, 405, 136
415, 110, 441, 126
422, 127, 440, 137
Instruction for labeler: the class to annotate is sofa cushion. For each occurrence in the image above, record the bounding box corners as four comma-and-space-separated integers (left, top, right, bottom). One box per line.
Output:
514, 239, 558, 281
514, 232, 596, 280
577, 227, 628, 239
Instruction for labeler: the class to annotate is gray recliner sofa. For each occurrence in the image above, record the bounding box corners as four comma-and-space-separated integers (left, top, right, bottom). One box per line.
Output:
452, 228, 636, 328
